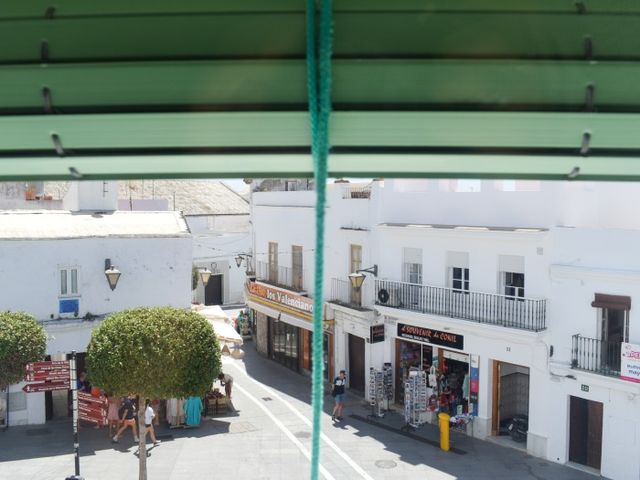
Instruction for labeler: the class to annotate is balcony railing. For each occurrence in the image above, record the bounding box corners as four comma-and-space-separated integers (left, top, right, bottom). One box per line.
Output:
374, 279, 547, 332
571, 334, 621, 377
328, 278, 372, 311
342, 185, 371, 199
256, 261, 305, 292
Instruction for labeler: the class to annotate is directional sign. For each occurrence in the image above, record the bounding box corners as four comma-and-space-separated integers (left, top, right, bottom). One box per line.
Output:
25, 371, 70, 382
22, 380, 69, 393
26, 360, 70, 372
78, 392, 107, 426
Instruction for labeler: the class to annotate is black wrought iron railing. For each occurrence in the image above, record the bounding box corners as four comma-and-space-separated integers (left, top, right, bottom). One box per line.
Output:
374, 279, 547, 332
328, 278, 371, 311
256, 261, 305, 292
571, 334, 622, 377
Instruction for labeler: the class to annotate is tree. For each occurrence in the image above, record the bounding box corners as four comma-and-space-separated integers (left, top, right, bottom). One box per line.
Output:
87, 307, 221, 480
0, 312, 47, 390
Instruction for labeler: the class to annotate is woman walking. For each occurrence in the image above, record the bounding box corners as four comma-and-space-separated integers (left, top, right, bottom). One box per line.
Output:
106, 394, 121, 438
144, 399, 160, 446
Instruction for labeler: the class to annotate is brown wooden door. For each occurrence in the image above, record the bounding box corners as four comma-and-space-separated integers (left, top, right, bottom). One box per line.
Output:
569, 396, 603, 470
348, 334, 365, 392
586, 401, 603, 470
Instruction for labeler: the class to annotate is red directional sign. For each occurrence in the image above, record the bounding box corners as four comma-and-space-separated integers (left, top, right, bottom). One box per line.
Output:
78, 392, 107, 426
25, 371, 70, 382
22, 380, 70, 393
26, 360, 70, 372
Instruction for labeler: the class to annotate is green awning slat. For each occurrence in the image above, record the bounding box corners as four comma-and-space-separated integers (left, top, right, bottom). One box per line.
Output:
2, 60, 640, 112
0, 154, 638, 182
4, 13, 640, 63
2, 111, 640, 151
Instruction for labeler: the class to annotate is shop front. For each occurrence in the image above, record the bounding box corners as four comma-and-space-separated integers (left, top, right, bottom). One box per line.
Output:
395, 322, 479, 420
246, 280, 333, 382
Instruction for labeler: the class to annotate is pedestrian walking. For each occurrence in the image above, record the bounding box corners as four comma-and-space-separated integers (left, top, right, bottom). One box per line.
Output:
112, 394, 139, 443
218, 373, 234, 400
144, 399, 160, 445
106, 393, 121, 438
331, 370, 347, 422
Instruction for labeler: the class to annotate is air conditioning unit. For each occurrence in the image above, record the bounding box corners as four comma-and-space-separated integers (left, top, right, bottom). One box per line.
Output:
377, 287, 401, 307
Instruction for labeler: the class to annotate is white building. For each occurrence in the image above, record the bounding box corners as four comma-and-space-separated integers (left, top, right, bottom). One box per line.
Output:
41, 180, 251, 306
0, 181, 192, 426
247, 178, 640, 480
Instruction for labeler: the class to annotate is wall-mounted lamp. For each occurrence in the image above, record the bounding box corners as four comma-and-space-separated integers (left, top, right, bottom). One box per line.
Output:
348, 265, 378, 289
199, 267, 212, 286
104, 259, 121, 291
235, 253, 253, 268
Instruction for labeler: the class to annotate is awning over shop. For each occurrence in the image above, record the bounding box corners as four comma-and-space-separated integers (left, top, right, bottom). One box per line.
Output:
195, 305, 243, 346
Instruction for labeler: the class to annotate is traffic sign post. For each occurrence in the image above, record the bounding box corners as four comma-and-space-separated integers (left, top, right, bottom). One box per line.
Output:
71, 351, 80, 477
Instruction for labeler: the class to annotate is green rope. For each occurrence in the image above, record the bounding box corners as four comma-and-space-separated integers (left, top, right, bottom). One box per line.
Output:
306, 1, 333, 479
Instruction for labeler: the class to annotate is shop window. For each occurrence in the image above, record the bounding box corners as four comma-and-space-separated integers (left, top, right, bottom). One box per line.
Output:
59, 267, 79, 297
402, 247, 422, 284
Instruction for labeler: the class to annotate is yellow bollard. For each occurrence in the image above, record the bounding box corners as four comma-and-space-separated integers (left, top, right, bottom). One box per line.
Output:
438, 412, 450, 452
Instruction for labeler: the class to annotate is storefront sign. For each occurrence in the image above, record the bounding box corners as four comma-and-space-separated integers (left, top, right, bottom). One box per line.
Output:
247, 281, 313, 318
370, 324, 385, 344
620, 342, 640, 383
397, 323, 464, 350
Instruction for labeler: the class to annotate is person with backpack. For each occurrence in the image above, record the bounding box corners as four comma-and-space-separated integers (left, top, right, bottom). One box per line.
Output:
331, 370, 347, 422
112, 394, 139, 443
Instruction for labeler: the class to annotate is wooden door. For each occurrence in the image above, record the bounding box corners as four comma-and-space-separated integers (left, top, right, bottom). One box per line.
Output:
491, 360, 500, 436
205, 274, 223, 305
586, 401, 603, 470
348, 334, 365, 392
569, 396, 603, 470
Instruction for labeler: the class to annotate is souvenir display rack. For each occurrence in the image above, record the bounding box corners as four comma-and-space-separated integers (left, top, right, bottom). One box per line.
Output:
368, 367, 385, 418
403, 368, 428, 429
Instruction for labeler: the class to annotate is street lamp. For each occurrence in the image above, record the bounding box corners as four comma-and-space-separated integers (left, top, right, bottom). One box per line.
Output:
348, 265, 378, 289
234, 254, 253, 268
199, 267, 212, 286
104, 259, 121, 291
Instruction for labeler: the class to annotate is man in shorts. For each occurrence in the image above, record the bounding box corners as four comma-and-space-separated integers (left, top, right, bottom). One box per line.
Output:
331, 370, 347, 421
112, 394, 139, 443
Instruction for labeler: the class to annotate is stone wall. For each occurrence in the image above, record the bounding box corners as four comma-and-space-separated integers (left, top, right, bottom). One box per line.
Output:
256, 311, 269, 356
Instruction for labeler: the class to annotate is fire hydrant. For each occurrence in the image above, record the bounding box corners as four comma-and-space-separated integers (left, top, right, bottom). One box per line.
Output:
438, 412, 450, 452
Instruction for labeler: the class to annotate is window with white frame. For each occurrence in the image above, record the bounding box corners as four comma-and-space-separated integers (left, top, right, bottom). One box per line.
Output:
451, 267, 470, 292
402, 247, 422, 284
503, 272, 525, 298
59, 268, 79, 296
498, 254, 525, 299
447, 251, 469, 292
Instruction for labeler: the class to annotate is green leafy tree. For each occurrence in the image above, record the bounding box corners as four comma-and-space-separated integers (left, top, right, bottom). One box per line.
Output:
191, 264, 199, 291
87, 307, 221, 480
0, 312, 47, 389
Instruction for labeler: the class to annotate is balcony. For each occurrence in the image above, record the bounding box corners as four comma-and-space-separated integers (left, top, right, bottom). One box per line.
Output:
328, 278, 372, 311
255, 261, 306, 293
374, 279, 547, 332
571, 334, 621, 377
342, 185, 371, 199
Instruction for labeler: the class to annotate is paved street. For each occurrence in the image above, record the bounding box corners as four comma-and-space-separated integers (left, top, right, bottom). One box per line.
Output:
0, 345, 595, 480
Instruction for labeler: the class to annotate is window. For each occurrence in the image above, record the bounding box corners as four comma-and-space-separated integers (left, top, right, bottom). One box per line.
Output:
504, 272, 525, 298
452, 267, 470, 292
350, 244, 363, 305
350, 244, 362, 273
402, 247, 422, 284
292, 245, 303, 290
268, 242, 278, 283
59, 268, 79, 296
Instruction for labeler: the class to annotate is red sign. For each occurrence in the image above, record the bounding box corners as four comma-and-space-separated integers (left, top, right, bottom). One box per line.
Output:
78, 392, 108, 426
26, 360, 70, 373
22, 381, 69, 393
25, 371, 70, 382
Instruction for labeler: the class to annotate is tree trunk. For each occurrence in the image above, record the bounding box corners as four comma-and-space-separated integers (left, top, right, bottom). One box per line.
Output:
138, 396, 147, 480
